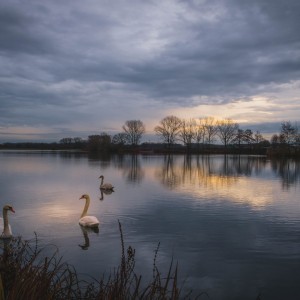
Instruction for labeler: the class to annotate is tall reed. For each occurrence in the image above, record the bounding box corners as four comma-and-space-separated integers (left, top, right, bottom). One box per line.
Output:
0, 221, 202, 299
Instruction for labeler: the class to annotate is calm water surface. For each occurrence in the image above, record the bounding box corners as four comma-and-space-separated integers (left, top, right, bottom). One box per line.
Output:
1, 151, 300, 299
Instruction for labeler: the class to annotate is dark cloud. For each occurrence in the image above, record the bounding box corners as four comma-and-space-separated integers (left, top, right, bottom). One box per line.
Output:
0, 0, 300, 141
0, 4, 55, 55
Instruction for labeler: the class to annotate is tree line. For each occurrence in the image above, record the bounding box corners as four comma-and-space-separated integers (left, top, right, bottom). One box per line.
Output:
1, 116, 299, 155
57, 116, 269, 151
57, 116, 272, 153
54, 118, 295, 149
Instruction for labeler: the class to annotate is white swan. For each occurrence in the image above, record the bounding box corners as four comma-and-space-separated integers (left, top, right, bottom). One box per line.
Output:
79, 194, 99, 228
99, 175, 114, 191
0, 204, 15, 239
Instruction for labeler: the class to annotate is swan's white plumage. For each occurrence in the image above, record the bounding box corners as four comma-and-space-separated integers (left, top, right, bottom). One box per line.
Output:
79, 216, 99, 227
0, 204, 15, 239
99, 175, 114, 190
79, 194, 99, 228
0, 221, 12, 237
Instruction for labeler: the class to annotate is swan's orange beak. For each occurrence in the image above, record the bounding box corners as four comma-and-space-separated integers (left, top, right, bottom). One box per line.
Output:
79, 196, 84, 200
10, 208, 15, 213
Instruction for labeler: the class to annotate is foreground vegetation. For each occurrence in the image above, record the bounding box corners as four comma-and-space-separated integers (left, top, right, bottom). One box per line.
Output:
0, 222, 203, 300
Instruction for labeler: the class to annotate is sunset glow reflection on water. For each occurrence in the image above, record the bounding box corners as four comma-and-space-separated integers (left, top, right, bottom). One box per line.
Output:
1, 151, 300, 299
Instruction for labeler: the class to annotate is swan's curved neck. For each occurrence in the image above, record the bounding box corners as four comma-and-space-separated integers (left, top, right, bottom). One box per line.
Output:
100, 176, 104, 185
81, 196, 90, 218
2, 208, 10, 235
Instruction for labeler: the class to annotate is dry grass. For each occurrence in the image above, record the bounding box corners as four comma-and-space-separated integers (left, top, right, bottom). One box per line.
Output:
0, 221, 203, 299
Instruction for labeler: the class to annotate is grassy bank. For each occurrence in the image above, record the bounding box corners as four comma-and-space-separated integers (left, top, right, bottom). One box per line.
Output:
0, 222, 203, 300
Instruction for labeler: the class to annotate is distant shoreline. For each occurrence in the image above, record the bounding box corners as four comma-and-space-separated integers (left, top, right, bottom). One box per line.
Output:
1, 142, 300, 157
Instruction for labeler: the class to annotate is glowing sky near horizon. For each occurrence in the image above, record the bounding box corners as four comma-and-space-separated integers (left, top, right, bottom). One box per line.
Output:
1, 0, 300, 142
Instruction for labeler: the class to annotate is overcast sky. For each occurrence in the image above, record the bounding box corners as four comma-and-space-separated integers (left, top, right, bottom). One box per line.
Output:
1, 0, 300, 142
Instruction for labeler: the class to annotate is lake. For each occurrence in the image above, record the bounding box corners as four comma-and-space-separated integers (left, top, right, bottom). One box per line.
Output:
0, 151, 300, 299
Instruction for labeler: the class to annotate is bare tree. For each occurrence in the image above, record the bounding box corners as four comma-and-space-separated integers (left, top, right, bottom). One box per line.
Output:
254, 131, 264, 144
271, 134, 279, 145
279, 133, 286, 144
122, 120, 145, 145
154, 115, 182, 147
243, 129, 255, 144
217, 119, 239, 147
179, 118, 196, 147
73, 137, 83, 144
194, 118, 205, 146
112, 133, 129, 145
280, 121, 297, 145
233, 129, 255, 146
232, 129, 244, 147
88, 133, 111, 152
202, 116, 218, 145
59, 137, 73, 144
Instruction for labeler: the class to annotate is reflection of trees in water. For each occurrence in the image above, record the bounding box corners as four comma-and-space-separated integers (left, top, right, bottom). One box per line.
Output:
59, 151, 87, 159
88, 152, 112, 169
118, 155, 144, 184
156, 155, 268, 189
271, 159, 300, 189
155, 155, 182, 189
184, 155, 239, 189
103, 155, 137, 182
221, 155, 267, 177
88, 154, 145, 181
109, 154, 126, 171
195, 155, 238, 189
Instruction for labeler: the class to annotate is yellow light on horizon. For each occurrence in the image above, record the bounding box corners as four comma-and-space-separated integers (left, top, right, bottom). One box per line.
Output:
168, 96, 276, 124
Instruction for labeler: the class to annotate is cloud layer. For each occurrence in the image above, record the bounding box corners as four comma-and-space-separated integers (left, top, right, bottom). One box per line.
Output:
1, 0, 300, 141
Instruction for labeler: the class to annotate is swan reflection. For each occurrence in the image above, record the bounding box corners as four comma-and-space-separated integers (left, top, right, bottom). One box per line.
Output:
78, 225, 99, 250
99, 188, 114, 201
